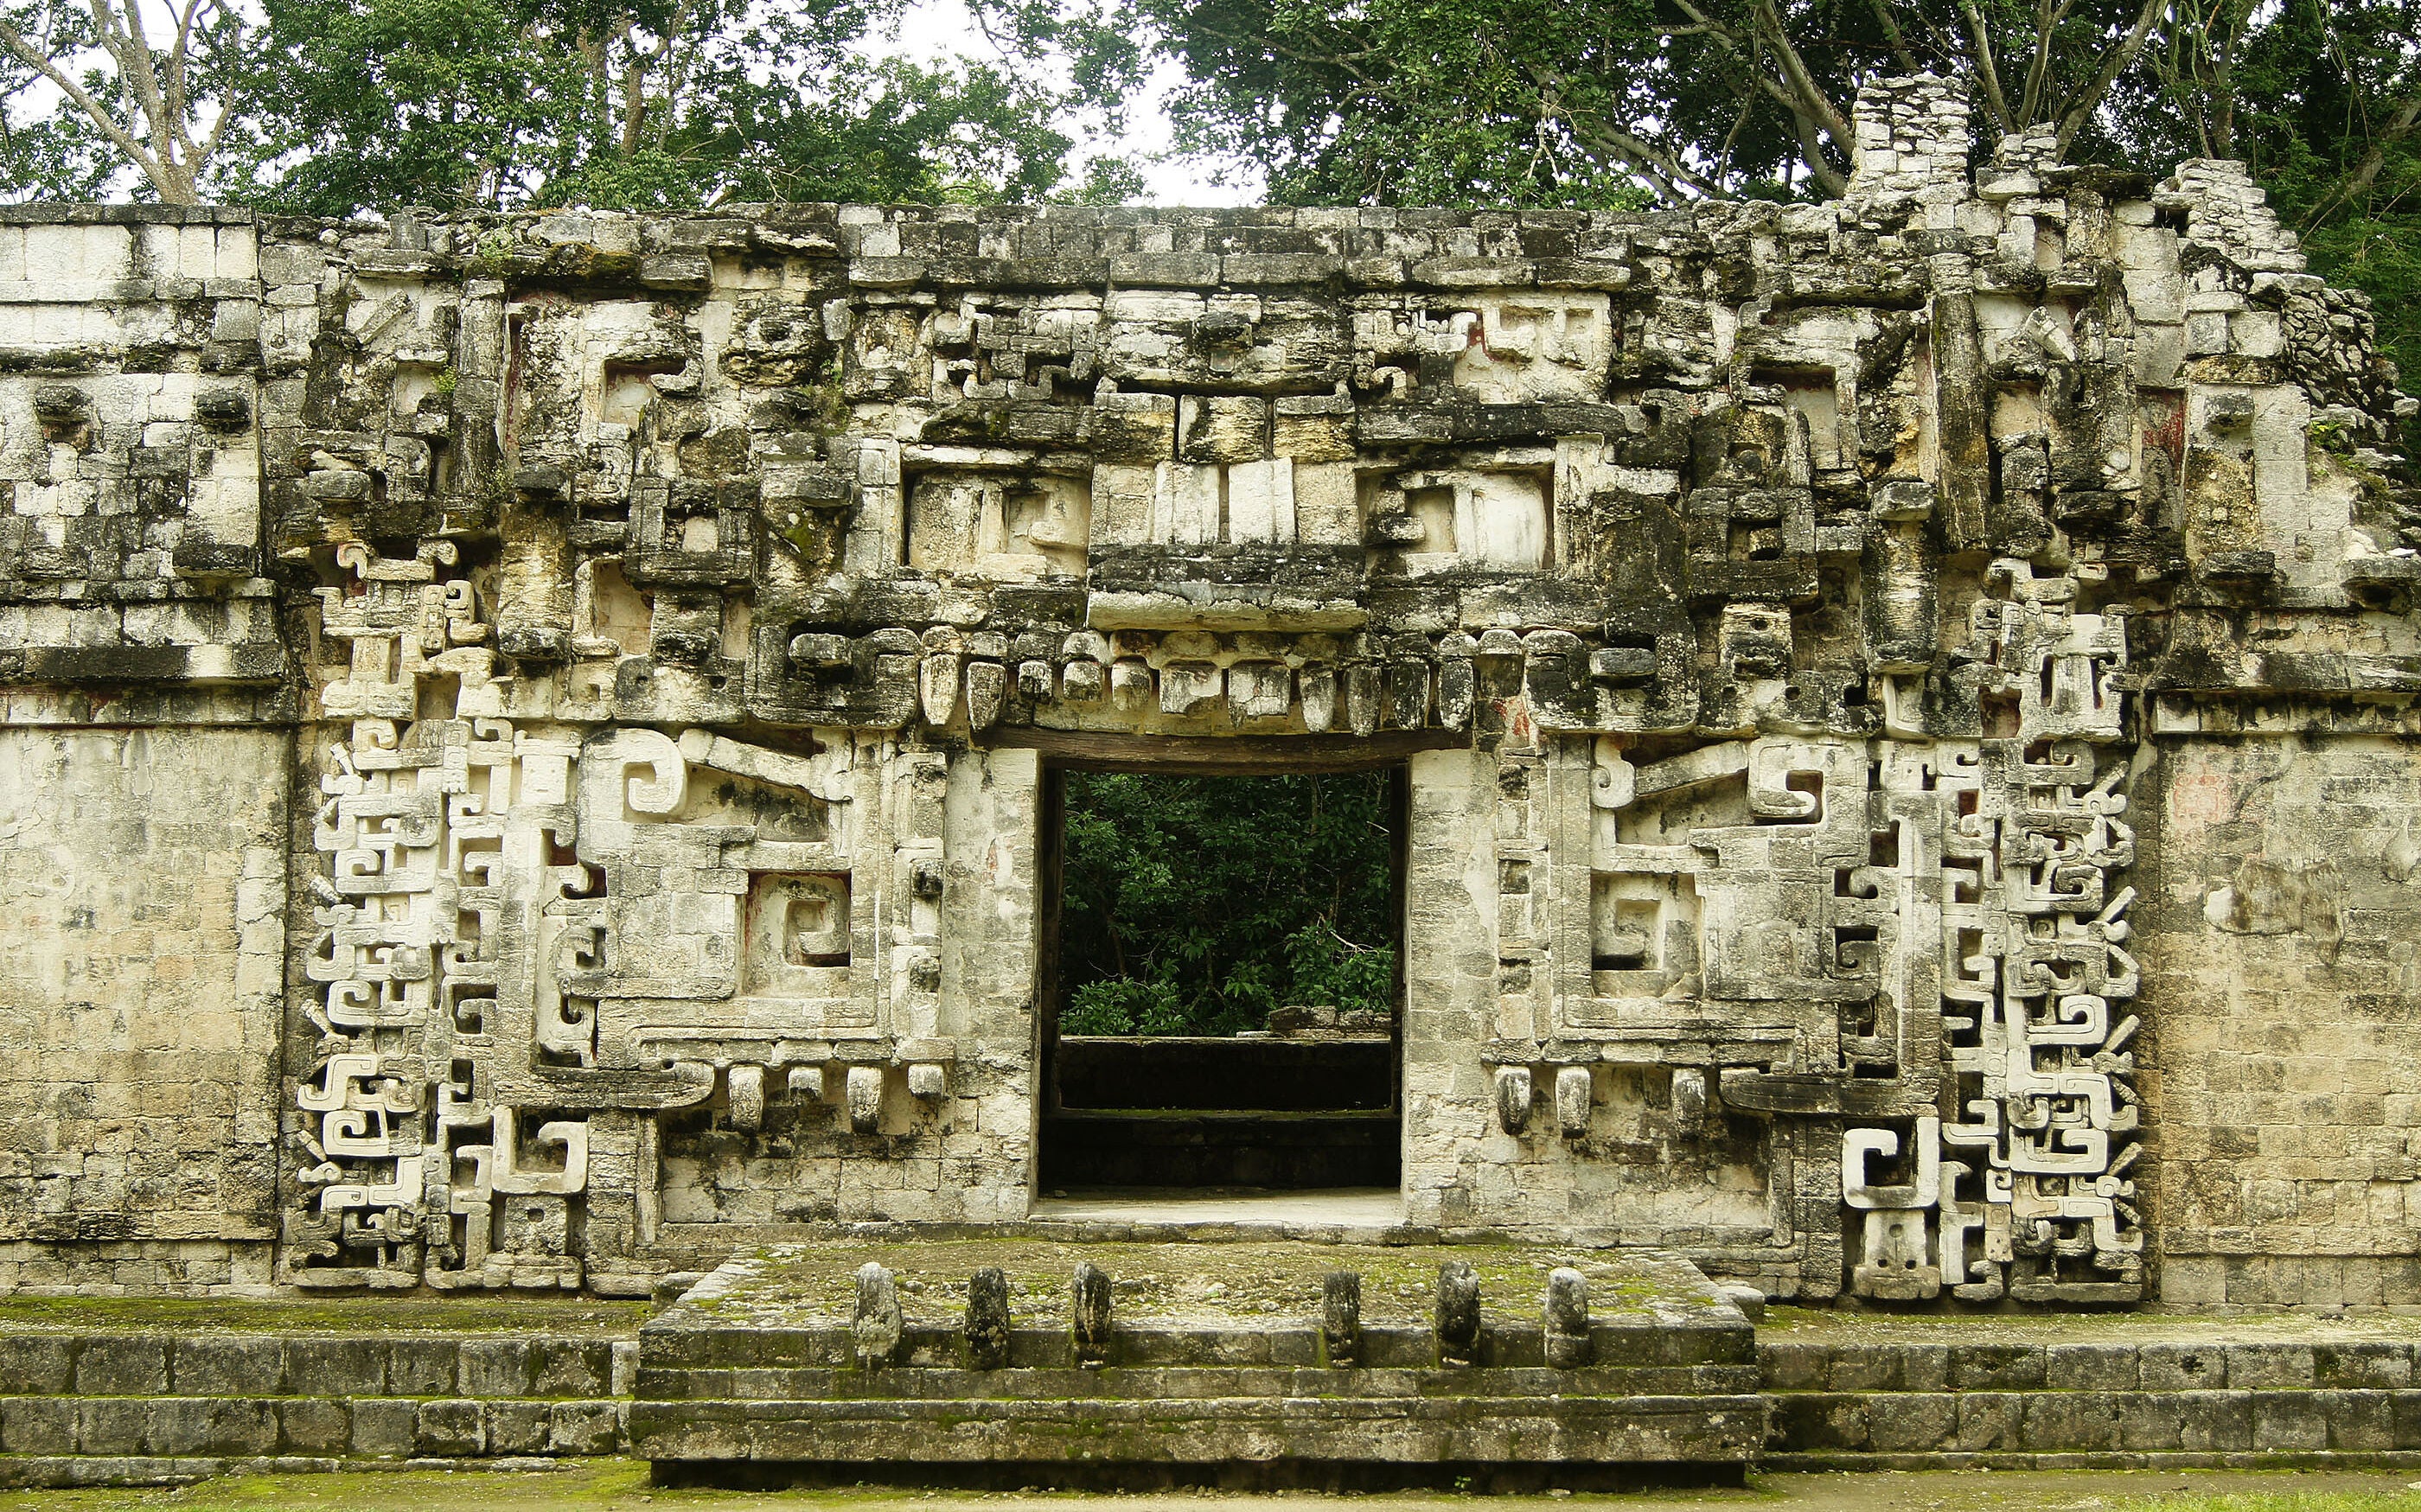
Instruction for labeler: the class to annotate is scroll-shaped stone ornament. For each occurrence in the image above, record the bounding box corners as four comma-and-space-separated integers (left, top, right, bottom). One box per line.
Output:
1555, 1065, 1594, 1139
1322, 1271, 1362, 1367
1843, 1116, 1940, 1209
919, 627, 964, 725
1436, 1260, 1480, 1366
1071, 1261, 1113, 1364
727, 1065, 766, 1132
845, 1065, 884, 1133
1543, 1267, 1592, 1368
966, 1266, 1011, 1369
1671, 1067, 1709, 1132
1435, 633, 1477, 730
853, 1261, 903, 1368
484, 1107, 588, 1195
966, 659, 1006, 728
1493, 1065, 1532, 1133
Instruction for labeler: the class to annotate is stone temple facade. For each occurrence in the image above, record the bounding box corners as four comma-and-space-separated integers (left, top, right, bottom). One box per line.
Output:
1, 74, 2415, 1311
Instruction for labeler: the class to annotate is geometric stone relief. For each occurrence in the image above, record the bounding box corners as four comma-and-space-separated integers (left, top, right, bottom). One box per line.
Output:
6, 72, 2410, 1305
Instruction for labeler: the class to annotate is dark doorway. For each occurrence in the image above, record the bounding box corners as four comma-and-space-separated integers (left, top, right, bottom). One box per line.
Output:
1037, 762, 1405, 1192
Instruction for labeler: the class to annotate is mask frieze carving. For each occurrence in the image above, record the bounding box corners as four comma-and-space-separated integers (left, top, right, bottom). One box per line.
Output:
61, 73, 2372, 1299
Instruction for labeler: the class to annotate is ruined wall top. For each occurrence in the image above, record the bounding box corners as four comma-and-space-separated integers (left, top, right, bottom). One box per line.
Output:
0, 75, 2412, 732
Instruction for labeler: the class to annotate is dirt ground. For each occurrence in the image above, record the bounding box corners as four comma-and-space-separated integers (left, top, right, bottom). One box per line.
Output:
7, 1463, 2421, 1512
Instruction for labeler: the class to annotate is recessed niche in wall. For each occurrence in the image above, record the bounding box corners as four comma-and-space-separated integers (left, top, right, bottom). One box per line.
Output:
744, 871, 852, 997
1361, 462, 1551, 573
1587, 870, 1702, 999
905, 470, 1089, 577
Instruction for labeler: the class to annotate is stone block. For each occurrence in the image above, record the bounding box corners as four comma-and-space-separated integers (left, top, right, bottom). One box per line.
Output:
2019, 1390, 2123, 1451
284, 1337, 386, 1396
1768, 1393, 1868, 1450
386, 1338, 458, 1396
74, 1336, 168, 1394
2225, 1343, 2316, 1389
2044, 1343, 2139, 1392
1757, 1342, 1828, 1391
348, 1397, 418, 1457
2319, 1388, 2395, 1451
75, 1397, 153, 1455
0, 1395, 79, 1455
2139, 1343, 2228, 1390
2316, 1342, 2411, 1388
172, 1336, 284, 1395
486, 1400, 553, 1454
1948, 1344, 2045, 1391
548, 1400, 627, 1457
1864, 1392, 1958, 1452
0, 1336, 73, 1394
2175, 1390, 2255, 1451
1951, 1393, 2024, 1451
2251, 1391, 2330, 1451
413, 1399, 487, 1455
278, 1398, 351, 1454
1824, 1345, 1900, 1391
2116, 1392, 2185, 1451
530, 1340, 611, 1397
457, 1338, 535, 1397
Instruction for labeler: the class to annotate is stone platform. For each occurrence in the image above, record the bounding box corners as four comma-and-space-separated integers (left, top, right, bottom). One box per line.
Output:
629, 1241, 1764, 1487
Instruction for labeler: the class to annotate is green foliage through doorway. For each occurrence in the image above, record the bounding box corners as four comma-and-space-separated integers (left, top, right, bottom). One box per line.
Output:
1056, 770, 1397, 1037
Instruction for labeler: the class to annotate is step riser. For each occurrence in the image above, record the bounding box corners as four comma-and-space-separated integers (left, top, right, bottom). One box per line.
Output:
630, 1394, 1772, 1466
0, 1335, 628, 1398
636, 1365, 1761, 1400
1771, 1388, 2421, 1457
643, 1324, 1747, 1372
0, 1396, 625, 1458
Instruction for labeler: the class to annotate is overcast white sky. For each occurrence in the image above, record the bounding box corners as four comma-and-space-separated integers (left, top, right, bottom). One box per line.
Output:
882, 0, 1263, 205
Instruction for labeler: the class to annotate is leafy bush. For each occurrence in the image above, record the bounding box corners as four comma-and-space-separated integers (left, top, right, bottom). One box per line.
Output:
1056, 769, 1396, 1037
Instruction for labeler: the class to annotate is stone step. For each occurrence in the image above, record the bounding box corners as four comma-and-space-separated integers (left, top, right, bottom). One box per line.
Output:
0, 1394, 625, 1459
1766, 1386, 2421, 1459
1759, 1337, 2411, 1393
642, 1320, 1749, 1372
0, 1333, 632, 1399
634, 1241, 1764, 1477
635, 1362, 1762, 1400
629, 1392, 1772, 1468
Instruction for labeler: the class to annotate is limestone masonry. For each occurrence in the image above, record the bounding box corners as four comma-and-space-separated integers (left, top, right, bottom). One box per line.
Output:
3, 74, 2417, 1310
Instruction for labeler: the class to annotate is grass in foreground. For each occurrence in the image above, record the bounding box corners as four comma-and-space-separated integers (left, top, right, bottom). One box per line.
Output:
5, 1465, 2421, 1512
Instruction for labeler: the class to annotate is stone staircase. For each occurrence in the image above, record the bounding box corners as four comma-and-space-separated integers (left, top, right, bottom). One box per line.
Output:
1761, 1332, 2421, 1468
0, 1328, 631, 1487
629, 1241, 1766, 1488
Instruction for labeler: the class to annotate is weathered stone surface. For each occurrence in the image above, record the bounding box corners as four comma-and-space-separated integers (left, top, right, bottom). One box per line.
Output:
965, 1266, 1011, 1369
0, 69, 2413, 1311
634, 1241, 1761, 1471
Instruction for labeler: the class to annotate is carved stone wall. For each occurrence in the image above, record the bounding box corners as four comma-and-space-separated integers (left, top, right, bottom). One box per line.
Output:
0, 74, 2416, 1300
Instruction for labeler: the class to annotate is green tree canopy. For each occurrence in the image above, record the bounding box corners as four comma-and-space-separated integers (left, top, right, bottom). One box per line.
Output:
0, 0, 1131, 209
1099, 0, 2418, 379
1057, 771, 1397, 1037
246, 0, 1085, 213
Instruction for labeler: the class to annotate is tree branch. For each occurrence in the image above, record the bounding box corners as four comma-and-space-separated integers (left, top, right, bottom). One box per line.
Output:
1955, 0, 2014, 135
1864, 0, 1923, 78
0, 15, 174, 196
2052, 0, 2169, 156
2299, 86, 2421, 231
